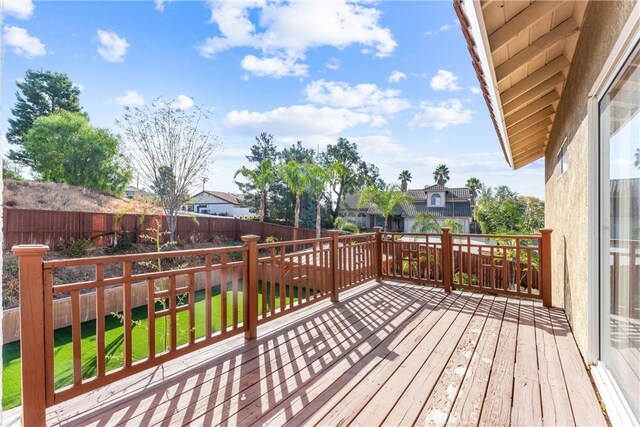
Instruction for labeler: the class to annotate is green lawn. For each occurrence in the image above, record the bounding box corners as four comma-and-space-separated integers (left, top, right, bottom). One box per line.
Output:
3, 283, 296, 409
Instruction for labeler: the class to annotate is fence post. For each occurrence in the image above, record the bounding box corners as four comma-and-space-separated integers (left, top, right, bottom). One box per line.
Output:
12, 244, 49, 427
539, 228, 553, 307
329, 230, 341, 303
441, 228, 453, 293
241, 234, 260, 340
374, 227, 383, 282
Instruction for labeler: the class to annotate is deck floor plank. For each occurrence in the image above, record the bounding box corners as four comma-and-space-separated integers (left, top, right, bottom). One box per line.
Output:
411, 295, 496, 427
261, 286, 454, 427
478, 297, 521, 427
43, 281, 605, 427
322, 292, 484, 427
548, 307, 608, 427
511, 299, 543, 426
446, 297, 507, 426
534, 303, 575, 426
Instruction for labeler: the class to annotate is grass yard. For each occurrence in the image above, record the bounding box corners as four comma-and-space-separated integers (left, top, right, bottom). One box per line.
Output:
3, 283, 296, 409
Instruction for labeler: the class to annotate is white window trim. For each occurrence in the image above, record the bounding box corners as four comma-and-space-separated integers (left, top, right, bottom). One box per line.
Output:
556, 137, 569, 179
587, 2, 640, 424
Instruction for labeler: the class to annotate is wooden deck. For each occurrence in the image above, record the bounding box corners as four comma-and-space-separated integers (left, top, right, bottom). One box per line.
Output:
45, 281, 606, 426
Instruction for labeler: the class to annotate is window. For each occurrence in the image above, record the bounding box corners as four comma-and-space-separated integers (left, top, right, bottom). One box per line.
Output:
430, 193, 441, 206
557, 137, 568, 176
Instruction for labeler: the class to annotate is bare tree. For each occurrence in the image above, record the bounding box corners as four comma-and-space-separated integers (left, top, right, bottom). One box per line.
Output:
119, 98, 220, 241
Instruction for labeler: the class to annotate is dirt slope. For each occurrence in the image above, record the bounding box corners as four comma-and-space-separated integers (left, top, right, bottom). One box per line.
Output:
3, 179, 162, 214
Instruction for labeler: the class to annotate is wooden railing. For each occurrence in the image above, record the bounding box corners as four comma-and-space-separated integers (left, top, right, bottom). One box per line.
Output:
11, 227, 550, 425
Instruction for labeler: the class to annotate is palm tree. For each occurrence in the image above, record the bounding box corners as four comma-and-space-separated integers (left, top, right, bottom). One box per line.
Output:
278, 160, 307, 229
411, 213, 441, 233
398, 170, 412, 192
442, 218, 464, 233
305, 163, 329, 238
465, 176, 483, 206
358, 184, 413, 231
233, 159, 275, 223
433, 164, 450, 186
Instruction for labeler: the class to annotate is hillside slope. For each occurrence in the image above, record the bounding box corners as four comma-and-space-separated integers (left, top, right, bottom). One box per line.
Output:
3, 179, 162, 214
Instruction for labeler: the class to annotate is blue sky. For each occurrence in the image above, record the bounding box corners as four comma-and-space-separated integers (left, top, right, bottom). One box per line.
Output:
1, 0, 545, 198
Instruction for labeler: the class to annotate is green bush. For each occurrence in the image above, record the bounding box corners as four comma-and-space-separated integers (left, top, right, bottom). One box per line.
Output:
106, 235, 137, 254
55, 238, 92, 258
341, 223, 360, 234
264, 235, 281, 244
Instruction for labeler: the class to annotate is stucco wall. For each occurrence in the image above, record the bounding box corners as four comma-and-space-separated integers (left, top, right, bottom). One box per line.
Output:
544, 0, 635, 355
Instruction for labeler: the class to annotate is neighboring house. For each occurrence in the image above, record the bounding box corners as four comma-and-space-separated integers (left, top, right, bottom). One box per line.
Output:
457, 0, 640, 423
343, 184, 474, 232
181, 190, 252, 217
123, 186, 150, 200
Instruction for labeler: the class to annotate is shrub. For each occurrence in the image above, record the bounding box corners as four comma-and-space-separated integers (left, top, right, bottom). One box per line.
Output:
340, 223, 360, 235
107, 235, 137, 254
264, 235, 281, 244
56, 237, 92, 258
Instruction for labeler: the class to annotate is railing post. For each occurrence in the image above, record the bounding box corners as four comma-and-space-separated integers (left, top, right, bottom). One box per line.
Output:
241, 235, 260, 340
329, 230, 341, 303
441, 228, 453, 293
374, 227, 383, 282
12, 244, 49, 427
539, 228, 553, 307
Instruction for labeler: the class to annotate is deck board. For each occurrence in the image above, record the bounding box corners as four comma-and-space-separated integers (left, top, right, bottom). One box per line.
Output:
45, 280, 605, 427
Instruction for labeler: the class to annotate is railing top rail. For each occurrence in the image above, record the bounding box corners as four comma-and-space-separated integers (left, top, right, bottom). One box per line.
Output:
43, 245, 247, 268
256, 236, 332, 249
451, 233, 542, 240
380, 232, 442, 237
338, 232, 375, 240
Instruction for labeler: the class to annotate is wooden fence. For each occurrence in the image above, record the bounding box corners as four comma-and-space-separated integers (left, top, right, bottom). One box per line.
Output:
2, 208, 324, 250
11, 227, 550, 426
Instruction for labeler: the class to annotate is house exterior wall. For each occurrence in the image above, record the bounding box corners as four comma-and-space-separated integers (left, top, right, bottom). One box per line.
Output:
182, 193, 251, 217
544, 0, 635, 354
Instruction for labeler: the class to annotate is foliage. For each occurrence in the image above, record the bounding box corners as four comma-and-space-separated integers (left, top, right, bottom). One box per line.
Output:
7, 69, 83, 166
263, 235, 281, 244
411, 213, 441, 233
333, 216, 360, 234
433, 164, 450, 186
398, 169, 412, 192
55, 237, 92, 258
22, 111, 132, 192
234, 159, 276, 222
320, 137, 381, 222
442, 218, 464, 233
2, 160, 23, 181
106, 235, 138, 254
465, 176, 484, 208
474, 186, 545, 234
358, 184, 413, 231
119, 98, 220, 241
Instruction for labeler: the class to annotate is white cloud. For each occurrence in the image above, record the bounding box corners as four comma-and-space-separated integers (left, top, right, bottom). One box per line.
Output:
425, 21, 459, 36
387, 71, 406, 83
96, 29, 129, 63
430, 70, 461, 91
304, 80, 410, 114
3, 0, 34, 19
172, 94, 194, 110
470, 86, 482, 95
325, 58, 341, 70
224, 104, 384, 136
409, 99, 474, 130
240, 54, 308, 78
352, 135, 405, 154
116, 90, 145, 107
3, 26, 45, 58
154, 0, 172, 11
198, 0, 396, 77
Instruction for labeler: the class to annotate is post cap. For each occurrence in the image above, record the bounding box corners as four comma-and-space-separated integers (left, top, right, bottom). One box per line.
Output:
538, 228, 553, 234
440, 227, 451, 233
373, 226, 383, 232
11, 244, 49, 256
328, 229, 342, 236
240, 234, 261, 242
